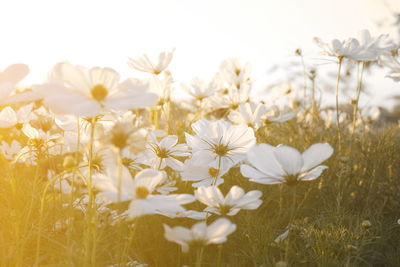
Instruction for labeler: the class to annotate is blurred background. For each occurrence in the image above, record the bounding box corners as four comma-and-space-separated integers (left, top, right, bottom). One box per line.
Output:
0, 0, 399, 108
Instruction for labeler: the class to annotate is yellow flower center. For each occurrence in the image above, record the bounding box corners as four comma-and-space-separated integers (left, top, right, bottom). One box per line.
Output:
214, 144, 229, 156
135, 186, 149, 199
90, 84, 108, 101
208, 167, 219, 177
285, 174, 299, 186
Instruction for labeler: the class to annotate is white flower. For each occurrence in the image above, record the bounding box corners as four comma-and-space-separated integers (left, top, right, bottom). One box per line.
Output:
94, 167, 195, 219
180, 157, 230, 187
182, 77, 219, 102
314, 37, 361, 59
0, 104, 37, 128
228, 102, 267, 129
381, 49, 400, 82
354, 29, 396, 62
0, 140, 22, 161
185, 119, 256, 170
128, 49, 175, 75
0, 63, 33, 105
220, 58, 252, 90
195, 185, 262, 216
143, 133, 190, 171
35, 62, 158, 117
241, 143, 333, 186
163, 218, 236, 252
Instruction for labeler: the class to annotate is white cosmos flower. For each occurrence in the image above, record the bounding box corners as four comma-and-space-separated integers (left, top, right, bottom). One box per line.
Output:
0, 104, 37, 128
210, 84, 250, 110
143, 133, 190, 171
35, 62, 158, 117
228, 102, 267, 129
0, 140, 22, 161
180, 156, 230, 187
163, 218, 236, 252
241, 143, 333, 186
182, 77, 219, 102
195, 185, 262, 216
185, 119, 256, 170
220, 58, 252, 90
381, 49, 400, 82
314, 37, 361, 59
128, 49, 175, 75
354, 29, 396, 62
94, 167, 195, 219
0, 63, 38, 105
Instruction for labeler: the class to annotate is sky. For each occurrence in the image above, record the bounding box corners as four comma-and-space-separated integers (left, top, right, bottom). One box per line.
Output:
0, 0, 399, 108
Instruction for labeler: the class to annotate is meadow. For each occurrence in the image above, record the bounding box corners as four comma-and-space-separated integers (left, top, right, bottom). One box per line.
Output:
0, 30, 399, 267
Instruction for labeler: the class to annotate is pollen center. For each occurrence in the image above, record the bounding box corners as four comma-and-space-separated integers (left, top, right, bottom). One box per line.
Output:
135, 186, 149, 199
90, 84, 109, 101
208, 167, 219, 177
156, 147, 169, 158
214, 144, 229, 156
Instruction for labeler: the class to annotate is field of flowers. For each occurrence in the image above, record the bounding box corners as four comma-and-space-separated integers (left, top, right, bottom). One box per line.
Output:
0, 29, 399, 267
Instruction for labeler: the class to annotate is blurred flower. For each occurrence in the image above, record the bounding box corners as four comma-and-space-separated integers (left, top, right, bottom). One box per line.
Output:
241, 143, 333, 186
381, 49, 400, 82
0, 63, 36, 105
0, 140, 22, 161
36, 62, 158, 117
0, 104, 37, 129
314, 37, 361, 59
128, 49, 175, 75
228, 102, 267, 129
163, 218, 236, 252
354, 29, 396, 62
195, 185, 262, 216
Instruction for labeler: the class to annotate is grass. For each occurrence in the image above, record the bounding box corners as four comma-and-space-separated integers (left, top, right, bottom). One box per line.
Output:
0, 104, 399, 267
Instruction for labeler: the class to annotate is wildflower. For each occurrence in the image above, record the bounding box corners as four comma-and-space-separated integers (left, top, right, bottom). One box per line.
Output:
0, 63, 35, 105
143, 133, 190, 171
314, 37, 361, 59
128, 49, 175, 75
0, 140, 22, 161
241, 143, 333, 186
185, 119, 256, 170
0, 104, 37, 129
94, 167, 195, 219
381, 48, 400, 82
195, 185, 262, 216
228, 102, 267, 129
354, 29, 396, 62
163, 218, 236, 252
35, 62, 158, 117
361, 220, 372, 228
181, 156, 230, 187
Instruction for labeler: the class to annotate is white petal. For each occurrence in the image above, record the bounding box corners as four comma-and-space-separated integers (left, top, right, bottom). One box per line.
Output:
274, 145, 303, 175
301, 143, 333, 172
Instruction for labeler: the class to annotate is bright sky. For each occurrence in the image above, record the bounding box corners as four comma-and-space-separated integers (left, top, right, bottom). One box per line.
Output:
0, 0, 399, 107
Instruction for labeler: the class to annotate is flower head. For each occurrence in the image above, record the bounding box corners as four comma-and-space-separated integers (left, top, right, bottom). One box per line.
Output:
163, 218, 236, 252
241, 143, 333, 186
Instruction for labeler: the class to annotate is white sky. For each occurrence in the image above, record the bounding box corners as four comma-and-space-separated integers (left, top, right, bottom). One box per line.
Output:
0, 0, 399, 107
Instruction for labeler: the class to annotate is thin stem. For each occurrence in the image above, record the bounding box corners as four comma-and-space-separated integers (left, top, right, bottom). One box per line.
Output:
335, 57, 343, 152
216, 245, 223, 267
284, 186, 297, 264
351, 61, 365, 135
195, 246, 205, 267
